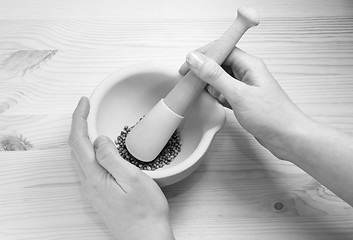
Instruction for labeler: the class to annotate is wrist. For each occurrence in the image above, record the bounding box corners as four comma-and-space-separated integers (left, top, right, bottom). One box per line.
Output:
285, 119, 325, 164
278, 117, 324, 163
260, 114, 319, 162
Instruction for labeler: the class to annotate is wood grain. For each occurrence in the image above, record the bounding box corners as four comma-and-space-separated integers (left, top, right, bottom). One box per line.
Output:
1, 0, 353, 239
0, 0, 352, 19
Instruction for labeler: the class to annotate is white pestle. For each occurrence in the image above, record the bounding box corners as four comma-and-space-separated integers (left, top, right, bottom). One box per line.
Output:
126, 7, 260, 162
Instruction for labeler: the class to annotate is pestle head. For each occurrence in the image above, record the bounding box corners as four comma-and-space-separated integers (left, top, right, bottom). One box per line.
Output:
125, 99, 183, 162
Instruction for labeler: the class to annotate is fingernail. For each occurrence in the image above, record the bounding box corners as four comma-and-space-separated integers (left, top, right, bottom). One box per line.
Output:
78, 96, 88, 106
186, 51, 205, 68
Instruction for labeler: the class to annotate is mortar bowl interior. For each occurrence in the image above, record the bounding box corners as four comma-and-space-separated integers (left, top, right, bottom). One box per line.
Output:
88, 63, 226, 186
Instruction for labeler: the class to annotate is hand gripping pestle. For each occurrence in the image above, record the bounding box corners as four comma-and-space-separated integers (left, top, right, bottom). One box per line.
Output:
126, 7, 260, 162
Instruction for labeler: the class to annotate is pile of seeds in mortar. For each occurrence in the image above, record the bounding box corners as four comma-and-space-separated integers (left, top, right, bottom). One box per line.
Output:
115, 125, 181, 171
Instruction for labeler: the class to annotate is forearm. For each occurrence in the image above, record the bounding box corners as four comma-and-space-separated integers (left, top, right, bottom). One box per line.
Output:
279, 118, 353, 206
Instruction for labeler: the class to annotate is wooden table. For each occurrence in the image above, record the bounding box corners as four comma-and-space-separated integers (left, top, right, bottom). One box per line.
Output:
1, 0, 353, 239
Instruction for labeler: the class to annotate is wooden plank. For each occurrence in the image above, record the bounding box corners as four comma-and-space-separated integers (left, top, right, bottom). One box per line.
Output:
0, 49, 352, 115
0, 17, 352, 51
1, 142, 353, 239
0, 114, 71, 149
0, 0, 352, 19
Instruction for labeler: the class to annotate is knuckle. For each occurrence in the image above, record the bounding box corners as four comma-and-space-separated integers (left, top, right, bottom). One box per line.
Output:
128, 167, 144, 183
251, 56, 266, 70
96, 143, 114, 164
203, 62, 223, 83
228, 81, 248, 100
240, 56, 267, 81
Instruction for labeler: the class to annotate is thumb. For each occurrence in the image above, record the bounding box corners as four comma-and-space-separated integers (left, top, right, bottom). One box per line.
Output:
186, 51, 246, 99
94, 136, 139, 181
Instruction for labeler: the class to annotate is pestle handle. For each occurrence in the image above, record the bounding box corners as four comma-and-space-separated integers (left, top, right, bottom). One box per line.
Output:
164, 7, 259, 116
126, 7, 260, 162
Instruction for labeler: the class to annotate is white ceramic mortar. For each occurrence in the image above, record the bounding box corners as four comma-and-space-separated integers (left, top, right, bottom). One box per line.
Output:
87, 63, 226, 186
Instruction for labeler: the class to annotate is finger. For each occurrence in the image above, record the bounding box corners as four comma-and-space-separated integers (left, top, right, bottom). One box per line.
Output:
70, 135, 109, 187
206, 85, 232, 109
186, 51, 246, 99
69, 96, 90, 145
94, 136, 141, 185
69, 97, 106, 180
178, 40, 216, 76
178, 61, 190, 76
225, 47, 271, 86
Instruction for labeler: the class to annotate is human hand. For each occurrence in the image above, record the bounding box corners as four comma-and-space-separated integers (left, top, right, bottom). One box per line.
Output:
68, 97, 174, 240
181, 47, 313, 160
